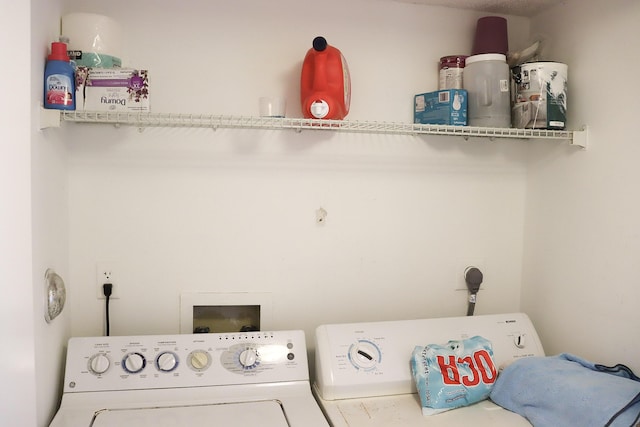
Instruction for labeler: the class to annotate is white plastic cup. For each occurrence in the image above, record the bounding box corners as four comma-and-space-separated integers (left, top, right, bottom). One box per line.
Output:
259, 96, 286, 117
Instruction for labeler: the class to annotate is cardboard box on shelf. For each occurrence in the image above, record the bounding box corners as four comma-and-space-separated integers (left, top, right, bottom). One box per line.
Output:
414, 89, 467, 126
82, 68, 149, 112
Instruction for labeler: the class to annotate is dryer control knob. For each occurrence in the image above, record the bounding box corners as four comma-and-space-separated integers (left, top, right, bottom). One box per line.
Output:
514, 334, 526, 348
88, 353, 110, 375
123, 352, 146, 374
348, 340, 381, 371
239, 348, 259, 369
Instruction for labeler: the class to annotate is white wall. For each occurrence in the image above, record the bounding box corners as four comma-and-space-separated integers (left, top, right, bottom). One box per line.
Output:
1, 1, 38, 426
15, 0, 639, 425
31, 0, 74, 425
523, 0, 640, 372
63, 0, 533, 344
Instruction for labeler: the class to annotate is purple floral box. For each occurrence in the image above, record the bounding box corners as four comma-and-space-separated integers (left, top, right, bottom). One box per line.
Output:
82, 68, 150, 112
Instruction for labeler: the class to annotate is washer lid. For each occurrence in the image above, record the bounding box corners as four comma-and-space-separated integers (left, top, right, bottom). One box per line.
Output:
92, 400, 288, 427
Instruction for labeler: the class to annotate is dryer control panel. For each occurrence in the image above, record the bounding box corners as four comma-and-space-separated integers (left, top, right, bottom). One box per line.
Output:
314, 312, 545, 401
63, 330, 308, 393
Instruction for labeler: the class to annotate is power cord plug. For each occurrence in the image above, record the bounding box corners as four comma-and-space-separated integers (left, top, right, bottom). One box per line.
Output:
102, 283, 113, 336
102, 283, 113, 298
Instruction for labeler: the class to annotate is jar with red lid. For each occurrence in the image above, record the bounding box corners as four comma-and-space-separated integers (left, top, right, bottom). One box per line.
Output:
438, 55, 468, 90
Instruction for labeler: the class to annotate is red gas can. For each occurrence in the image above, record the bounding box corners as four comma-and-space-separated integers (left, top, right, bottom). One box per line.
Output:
300, 36, 351, 120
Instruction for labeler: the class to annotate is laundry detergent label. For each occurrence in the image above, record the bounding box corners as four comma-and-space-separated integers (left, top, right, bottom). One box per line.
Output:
46, 74, 74, 106
411, 336, 496, 415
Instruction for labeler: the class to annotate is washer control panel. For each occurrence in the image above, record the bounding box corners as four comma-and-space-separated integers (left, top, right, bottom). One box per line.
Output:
314, 312, 545, 401
64, 330, 307, 393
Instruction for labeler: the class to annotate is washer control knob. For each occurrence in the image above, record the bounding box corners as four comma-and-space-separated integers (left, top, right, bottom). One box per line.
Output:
188, 350, 211, 371
239, 348, 259, 369
156, 352, 178, 372
88, 353, 110, 375
514, 334, 526, 348
123, 352, 146, 374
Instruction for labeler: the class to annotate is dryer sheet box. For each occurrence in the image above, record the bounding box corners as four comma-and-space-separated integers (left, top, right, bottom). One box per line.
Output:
414, 89, 467, 126
80, 68, 150, 112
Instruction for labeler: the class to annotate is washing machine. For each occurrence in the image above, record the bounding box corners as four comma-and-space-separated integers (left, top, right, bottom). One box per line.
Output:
49, 330, 329, 427
313, 312, 545, 426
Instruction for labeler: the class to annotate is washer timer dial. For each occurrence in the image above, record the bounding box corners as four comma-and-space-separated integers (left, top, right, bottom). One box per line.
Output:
348, 339, 382, 371
221, 343, 264, 373
88, 353, 110, 375
238, 347, 259, 369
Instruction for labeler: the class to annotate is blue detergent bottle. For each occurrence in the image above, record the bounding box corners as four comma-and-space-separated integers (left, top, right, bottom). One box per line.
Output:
44, 41, 75, 110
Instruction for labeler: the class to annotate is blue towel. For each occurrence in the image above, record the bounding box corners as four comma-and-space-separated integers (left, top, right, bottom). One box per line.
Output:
490, 353, 640, 427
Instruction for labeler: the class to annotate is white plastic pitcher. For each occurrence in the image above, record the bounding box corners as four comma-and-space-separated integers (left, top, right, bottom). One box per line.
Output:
463, 53, 510, 128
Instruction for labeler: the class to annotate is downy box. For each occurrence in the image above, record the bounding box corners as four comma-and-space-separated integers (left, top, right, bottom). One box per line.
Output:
83, 68, 149, 111
414, 89, 467, 126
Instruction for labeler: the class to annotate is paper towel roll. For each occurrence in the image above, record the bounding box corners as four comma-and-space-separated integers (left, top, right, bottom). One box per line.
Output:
61, 13, 123, 58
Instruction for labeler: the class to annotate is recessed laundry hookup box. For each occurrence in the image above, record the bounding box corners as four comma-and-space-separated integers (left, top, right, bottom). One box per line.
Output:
81, 68, 150, 111
414, 89, 467, 126
180, 292, 273, 334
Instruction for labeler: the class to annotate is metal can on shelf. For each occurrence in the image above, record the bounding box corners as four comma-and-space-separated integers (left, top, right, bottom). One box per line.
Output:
438, 55, 468, 90
511, 62, 568, 130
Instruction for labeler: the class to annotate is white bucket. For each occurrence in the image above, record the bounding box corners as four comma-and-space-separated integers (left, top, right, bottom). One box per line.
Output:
511, 62, 568, 130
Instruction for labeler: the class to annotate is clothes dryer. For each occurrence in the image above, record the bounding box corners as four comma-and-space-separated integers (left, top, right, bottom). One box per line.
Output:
313, 313, 544, 426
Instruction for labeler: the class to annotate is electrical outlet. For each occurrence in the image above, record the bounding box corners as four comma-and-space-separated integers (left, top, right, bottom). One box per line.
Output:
96, 262, 120, 299
455, 259, 486, 291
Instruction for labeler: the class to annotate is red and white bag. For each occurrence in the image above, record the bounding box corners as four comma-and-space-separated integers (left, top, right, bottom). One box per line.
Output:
411, 335, 497, 415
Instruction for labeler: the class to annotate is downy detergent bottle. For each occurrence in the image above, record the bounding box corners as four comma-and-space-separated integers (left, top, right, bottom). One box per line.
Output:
300, 36, 350, 120
44, 41, 75, 110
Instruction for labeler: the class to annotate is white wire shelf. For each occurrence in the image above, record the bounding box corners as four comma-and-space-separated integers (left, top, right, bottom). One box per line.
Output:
58, 111, 587, 148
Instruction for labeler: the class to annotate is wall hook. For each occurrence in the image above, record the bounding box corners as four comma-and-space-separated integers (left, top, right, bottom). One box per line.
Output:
316, 207, 328, 224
